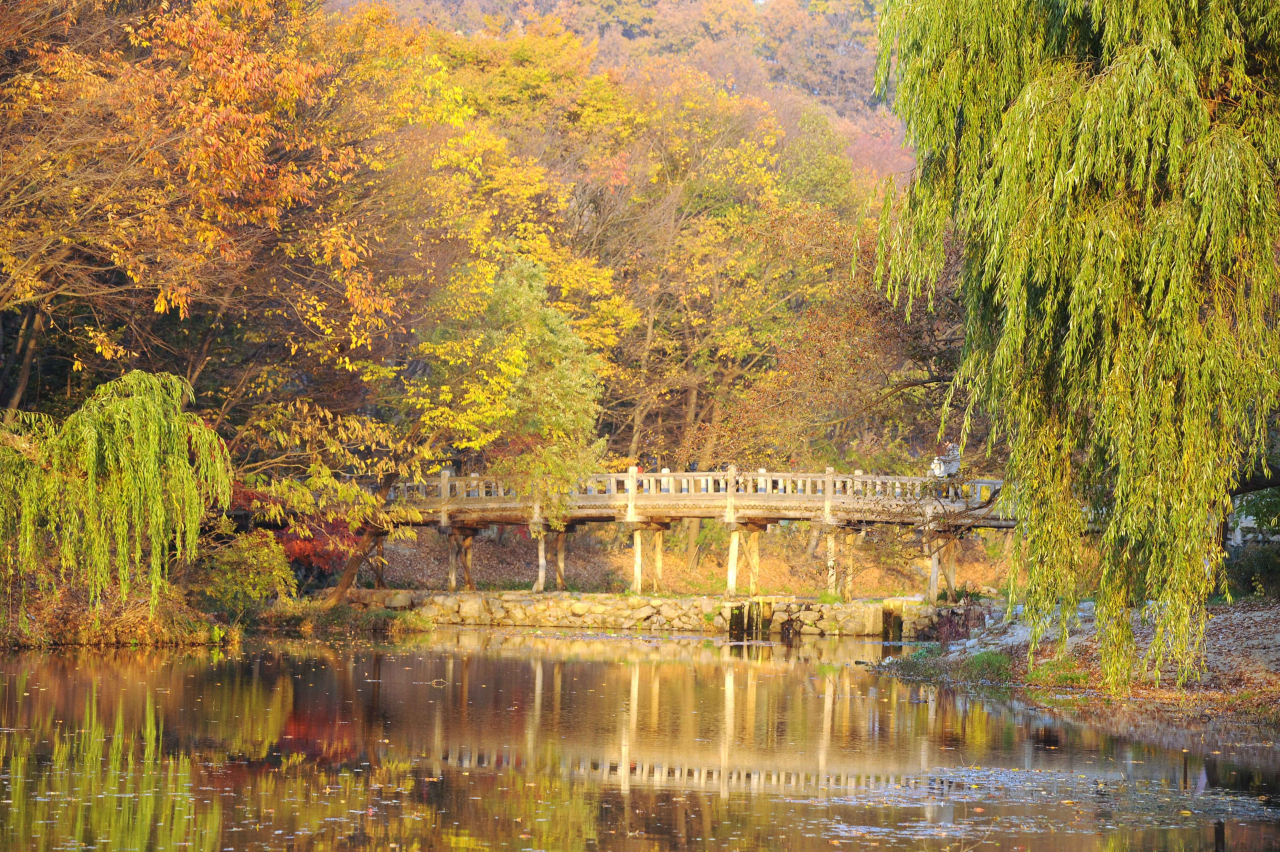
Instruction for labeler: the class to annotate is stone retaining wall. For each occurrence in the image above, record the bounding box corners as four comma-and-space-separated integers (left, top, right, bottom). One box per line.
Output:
341, 589, 938, 637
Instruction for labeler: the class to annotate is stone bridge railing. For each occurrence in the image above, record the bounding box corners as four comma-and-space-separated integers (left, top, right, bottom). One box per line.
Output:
375, 467, 1011, 599
386, 467, 1009, 530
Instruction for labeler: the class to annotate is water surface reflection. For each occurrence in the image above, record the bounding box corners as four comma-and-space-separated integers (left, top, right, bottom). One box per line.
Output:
0, 629, 1276, 850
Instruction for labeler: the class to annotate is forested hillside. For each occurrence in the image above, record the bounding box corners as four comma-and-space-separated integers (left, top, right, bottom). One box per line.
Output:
1, 0, 959, 497
346, 0, 911, 175
0, 0, 990, 620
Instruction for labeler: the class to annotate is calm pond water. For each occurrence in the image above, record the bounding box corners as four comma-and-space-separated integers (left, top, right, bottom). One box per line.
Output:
0, 629, 1276, 851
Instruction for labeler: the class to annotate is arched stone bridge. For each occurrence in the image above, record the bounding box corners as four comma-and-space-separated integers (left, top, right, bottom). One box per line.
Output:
381, 467, 1012, 600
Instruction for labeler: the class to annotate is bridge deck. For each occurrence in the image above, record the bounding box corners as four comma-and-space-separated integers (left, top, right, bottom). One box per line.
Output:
388, 467, 1012, 531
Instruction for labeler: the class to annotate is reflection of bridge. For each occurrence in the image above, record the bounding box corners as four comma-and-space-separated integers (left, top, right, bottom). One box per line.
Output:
414, 664, 1141, 799
432, 739, 960, 797
422, 664, 952, 796
385, 468, 1010, 597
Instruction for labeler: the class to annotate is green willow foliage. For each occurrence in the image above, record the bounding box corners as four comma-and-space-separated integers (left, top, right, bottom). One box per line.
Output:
876, 1, 1280, 688
0, 372, 231, 606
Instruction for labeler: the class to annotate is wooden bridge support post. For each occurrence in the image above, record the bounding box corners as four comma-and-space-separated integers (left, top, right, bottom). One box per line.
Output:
823, 467, 837, 597
448, 531, 459, 592
825, 530, 837, 597
747, 527, 761, 596
556, 531, 567, 591
462, 532, 475, 591
843, 531, 856, 601
652, 529, 664, 593
627, 466, 643, 595
531, 501, 546, 593
632, 528, 643, 594
725, 466, 739, 596
534, 530, 547, 593
439, 468, 450, 530
726, 529, 740, 596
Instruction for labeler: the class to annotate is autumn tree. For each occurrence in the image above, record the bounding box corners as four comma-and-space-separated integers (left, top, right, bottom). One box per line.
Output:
1, 3, 609, 600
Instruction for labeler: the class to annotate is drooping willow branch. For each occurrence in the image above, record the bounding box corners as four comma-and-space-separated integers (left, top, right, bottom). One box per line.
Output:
0, 371, 232, 606
877, 0, 1280, 688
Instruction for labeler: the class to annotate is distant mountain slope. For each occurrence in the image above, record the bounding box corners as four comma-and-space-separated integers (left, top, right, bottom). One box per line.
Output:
332, 0, 912, 176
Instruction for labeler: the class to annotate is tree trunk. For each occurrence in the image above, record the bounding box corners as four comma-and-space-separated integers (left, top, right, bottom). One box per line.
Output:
684, 518, 701, 572
328, 529, 385, 605
943, 537, 958, 602
326, 470, 400, 605
2, 308, 43, 423
371, 538, 387, 589
0, 306, 34, 400
804, 525, 821, 558
627, 402, 649, 460
184, 287, 236, 404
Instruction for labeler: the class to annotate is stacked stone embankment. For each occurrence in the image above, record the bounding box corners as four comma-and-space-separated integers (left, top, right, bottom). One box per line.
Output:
338, 589, 997, 638
343, 589, 897, 636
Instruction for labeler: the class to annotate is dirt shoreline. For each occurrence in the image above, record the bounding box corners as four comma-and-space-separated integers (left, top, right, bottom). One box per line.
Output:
882, 598, 1280, 743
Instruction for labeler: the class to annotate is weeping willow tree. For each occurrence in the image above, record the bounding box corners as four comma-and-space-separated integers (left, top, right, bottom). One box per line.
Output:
876, 0, 1280, 688
0, 371, 231, 608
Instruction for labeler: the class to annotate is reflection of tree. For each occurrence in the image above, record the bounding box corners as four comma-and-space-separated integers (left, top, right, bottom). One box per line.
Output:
0, 701, 222, 851
0, 640, 1271, 851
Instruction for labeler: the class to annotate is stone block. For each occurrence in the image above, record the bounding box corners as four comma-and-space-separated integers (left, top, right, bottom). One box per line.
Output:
632, 605, 656, 621
865, 606, 884, 636
385, 591, 413, 610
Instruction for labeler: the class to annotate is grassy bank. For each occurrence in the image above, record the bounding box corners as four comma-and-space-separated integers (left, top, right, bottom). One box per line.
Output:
0, 588, 237, 649
253, 600, 433, 640
0, 571, 434, 649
